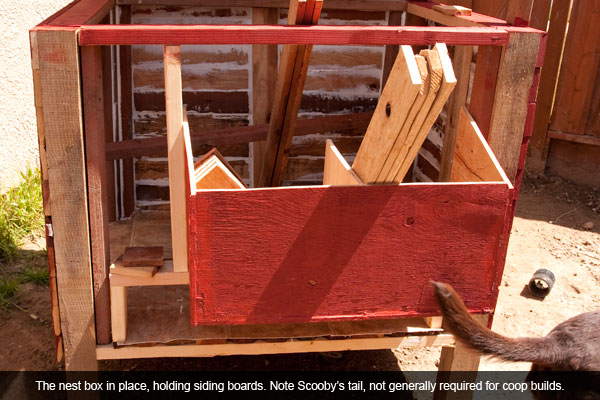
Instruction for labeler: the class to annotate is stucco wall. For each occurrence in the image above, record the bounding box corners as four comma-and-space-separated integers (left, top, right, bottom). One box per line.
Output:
0, 0, 73, 190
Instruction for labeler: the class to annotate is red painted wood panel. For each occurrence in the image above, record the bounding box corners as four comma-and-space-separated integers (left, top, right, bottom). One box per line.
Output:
188, 183, 511, 325
79, 25, 509, 46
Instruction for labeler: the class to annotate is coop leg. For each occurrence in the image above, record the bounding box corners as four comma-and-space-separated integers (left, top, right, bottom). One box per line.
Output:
110, 286, 127, 342
433, 315, 489, 400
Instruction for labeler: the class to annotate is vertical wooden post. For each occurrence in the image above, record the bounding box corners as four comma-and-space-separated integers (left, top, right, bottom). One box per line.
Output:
32, 28, 97, 370
110, 286, 127, 342
487, 31, 541, 181
251, 7, 279, 187
528, 0, 572, 172
82, 46, 112, 345
118, 5, 135, 217
381, 11, 404, 88
164, 46, 188, 273
102, 42, 117, 222
439, 45, 473, 181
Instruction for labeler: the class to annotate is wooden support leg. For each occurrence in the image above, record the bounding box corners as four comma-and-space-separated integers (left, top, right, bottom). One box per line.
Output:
433, 314, 489, 400
110, 286, 127, 343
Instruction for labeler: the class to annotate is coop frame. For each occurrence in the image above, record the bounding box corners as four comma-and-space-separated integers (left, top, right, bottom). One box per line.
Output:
30, 0, 545, 373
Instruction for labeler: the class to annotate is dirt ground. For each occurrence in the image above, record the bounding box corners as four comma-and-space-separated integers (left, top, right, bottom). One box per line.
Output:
0, 173, 598, 374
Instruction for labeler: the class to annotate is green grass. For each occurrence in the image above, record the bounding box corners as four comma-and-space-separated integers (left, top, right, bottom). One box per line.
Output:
20, 267, 49, 286
0, 167, 44, 262
0, 278, 19, 309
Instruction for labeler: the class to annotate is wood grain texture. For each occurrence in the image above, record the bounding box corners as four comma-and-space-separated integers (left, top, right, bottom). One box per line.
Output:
123, 246, 164, 267
323, 139, 363, 186
110, 286, 127, 342
78, 25, 510, 46
487, 31, 541, 182
451, 107, 508, 183
550, 0, 600, 135
469, 45, 501, 139
163, 46, 188, 273
394, 43, 457, 182
406, 1, 506, 27
115, 0, 409, 11
36, 29, 97, 370
381, 11, 404, 88
82, 46, 112, 345
379, 51, 438, 182
101, 44, 117, 222
188, 183, 510, 325
43, 0, 114, 26
252, 7, 279, 187
439, 45, 473, 181
352, 45, 422, 183
432, 5, 472, 16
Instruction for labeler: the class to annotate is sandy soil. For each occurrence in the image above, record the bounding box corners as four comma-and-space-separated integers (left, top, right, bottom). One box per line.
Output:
0, 174, 598, 374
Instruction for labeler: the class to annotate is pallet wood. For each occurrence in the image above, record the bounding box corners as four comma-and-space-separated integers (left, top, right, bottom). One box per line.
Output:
188, 183, 510, 325
487, 31, 541, 181
451, 107, 509, 183
323, 140, 363, 186
259, 0, 324, 187
439, 45, 473, 181
106, 112, 372, 160
163, 45, 187, 273
251, 7, 279, 187
352, 45, 422, 183
78, 25, 510, 46
82, 45, 112, 345
122, 246, 163, 267
378, 51, 438, 182
394, 43, 457, 182
33, 29, 97, 370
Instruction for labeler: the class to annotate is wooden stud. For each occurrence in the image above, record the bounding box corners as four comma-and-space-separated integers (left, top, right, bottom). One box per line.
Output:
323, 140, 363, 186
97, 333, 454, 359
394, 43, 457, 182
109, 260, 189, 287
111, 255, 159, 278
78, 25, 511, 47
439, 45, 473, 181
487, 31, 541, 181
82, 45, 112, 345
451, 107, 509, 183
252, 7, 279, 187
352, 45, 422, 183
34, 29, 97, 370
163, 45, 188, 273
378, 52, 436, 182
110, 286, 127, 342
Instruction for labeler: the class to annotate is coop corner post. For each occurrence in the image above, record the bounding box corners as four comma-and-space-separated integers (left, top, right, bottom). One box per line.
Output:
163, 45, 188, 273
35, 28, 98, 370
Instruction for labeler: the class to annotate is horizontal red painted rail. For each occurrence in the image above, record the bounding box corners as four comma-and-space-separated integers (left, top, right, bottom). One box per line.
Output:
78, 24, 510, 46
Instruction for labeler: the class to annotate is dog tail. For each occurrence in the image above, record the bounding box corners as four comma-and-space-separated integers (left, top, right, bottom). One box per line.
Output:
431, 281, 554, 365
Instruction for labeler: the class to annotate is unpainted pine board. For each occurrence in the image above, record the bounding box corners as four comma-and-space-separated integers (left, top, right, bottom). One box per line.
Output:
378, 54, 433, 182
195, 157, 247, 190
252, 7, 279, 188
35, 29, 97, 370
432, 5, 472, 16
110, 286, 127, 343
110, 260, 189, 287
488, 31, 541, 182
323, 139, 363, 186
439, 45, 473, 182
111, 255, 159, 277
163, 45, 188, 273
381, 11, 404, 88
394, 43, 457, 182
451, 106, 509, 183
550, 0, 600, 135
82, 45, 112, 345
528, 0, 572, 171
352, 45, 422, 183
188, 183, 510, 326
406, 1, 506, 27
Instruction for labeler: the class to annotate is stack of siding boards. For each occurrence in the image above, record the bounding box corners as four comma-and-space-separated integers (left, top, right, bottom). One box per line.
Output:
352, 43, 456, 184
193, 148, 246, 190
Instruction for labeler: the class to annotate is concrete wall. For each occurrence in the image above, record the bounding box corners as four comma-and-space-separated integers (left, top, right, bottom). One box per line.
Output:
0, 0, 73, 190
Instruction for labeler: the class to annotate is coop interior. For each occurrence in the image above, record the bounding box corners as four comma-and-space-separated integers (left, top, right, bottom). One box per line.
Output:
32, 0, 546, 363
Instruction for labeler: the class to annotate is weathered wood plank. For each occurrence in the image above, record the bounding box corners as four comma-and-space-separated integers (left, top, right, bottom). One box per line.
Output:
82, 46, 112, 345
487, 31, 541, 181
188, 183, 510, 325
34, 29, 97, 370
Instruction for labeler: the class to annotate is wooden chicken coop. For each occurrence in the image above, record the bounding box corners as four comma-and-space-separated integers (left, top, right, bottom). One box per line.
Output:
30, 0, 545, 379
